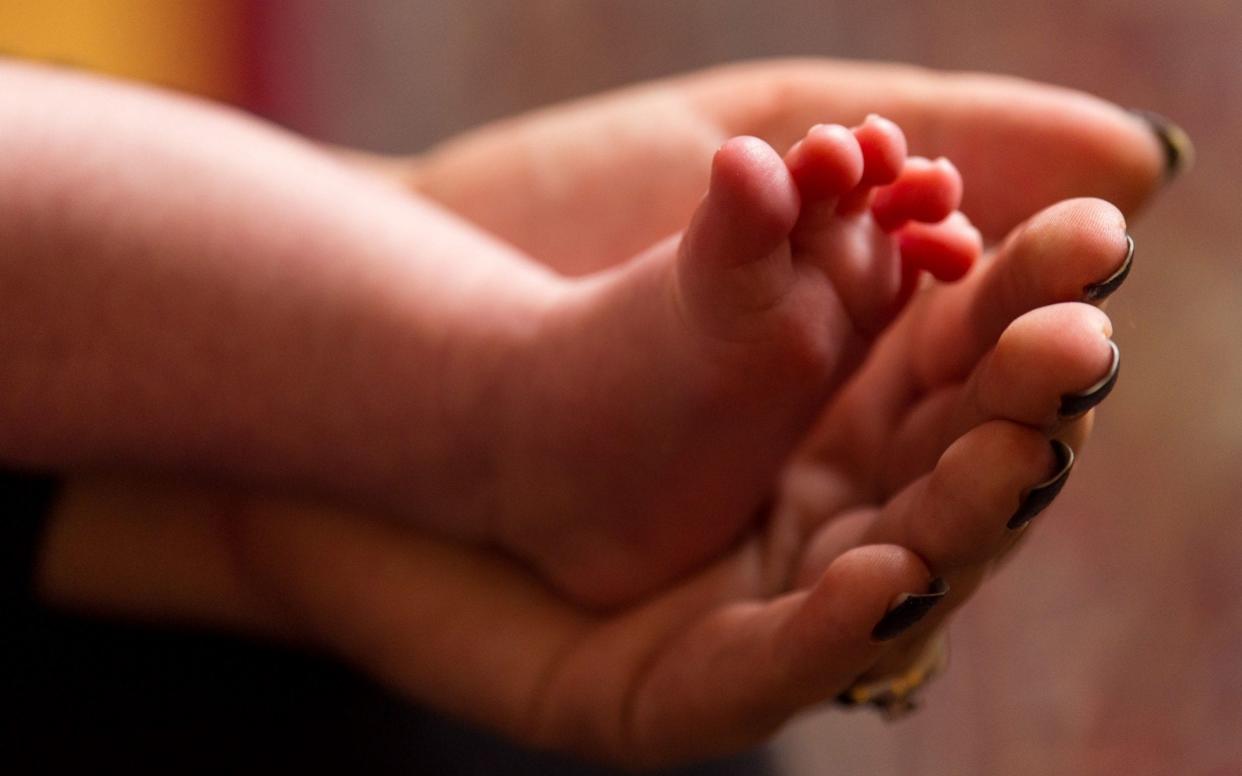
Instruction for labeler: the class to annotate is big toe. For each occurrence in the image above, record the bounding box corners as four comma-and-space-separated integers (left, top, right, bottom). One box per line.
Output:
677, 136, 802, 323
686, 136, 800, 267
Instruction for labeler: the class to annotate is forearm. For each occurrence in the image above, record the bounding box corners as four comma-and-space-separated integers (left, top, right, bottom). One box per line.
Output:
0, 62, 552, 530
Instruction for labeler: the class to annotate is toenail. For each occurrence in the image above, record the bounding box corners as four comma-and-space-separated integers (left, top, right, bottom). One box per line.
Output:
1129, 109, 1195, 181
1058, 339, 1120, 418
1008, 439, 1075, 530
870, 577, 949, 642
1082, 234, 1135, 302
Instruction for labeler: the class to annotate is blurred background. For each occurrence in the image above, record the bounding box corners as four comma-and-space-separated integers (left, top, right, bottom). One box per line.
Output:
1, 1, 1237, 774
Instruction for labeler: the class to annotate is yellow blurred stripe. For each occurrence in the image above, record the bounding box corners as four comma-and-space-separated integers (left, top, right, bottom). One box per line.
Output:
0, 0, 246, 100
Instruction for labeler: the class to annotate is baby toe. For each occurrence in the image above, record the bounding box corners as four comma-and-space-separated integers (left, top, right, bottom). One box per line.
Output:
785, 123, 864, 203
872, 157, 963, 232
855, 114, 908, 186
897, 211, 983, 282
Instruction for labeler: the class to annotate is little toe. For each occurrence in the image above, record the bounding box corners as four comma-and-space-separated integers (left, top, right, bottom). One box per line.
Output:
871, 157, 964, 232
897, 211, 984, 282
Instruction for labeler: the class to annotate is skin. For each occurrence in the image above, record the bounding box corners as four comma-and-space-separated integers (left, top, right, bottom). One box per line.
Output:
30, 60, 1165, 766
0, 60, 560, 533
401, 59, 1161, 271
495, 121, 980, 606
214, 206, 1122, 766
0, 60, 978, 610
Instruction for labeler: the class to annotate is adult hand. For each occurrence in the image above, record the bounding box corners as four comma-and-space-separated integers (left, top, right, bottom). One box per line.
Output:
227, 190, 1133, 765
219, 61, 1158, 764
378, 58, 1170, 273
328, 57, 1160, 703
387, 56, 1165, 682
38, 59, 1166, 766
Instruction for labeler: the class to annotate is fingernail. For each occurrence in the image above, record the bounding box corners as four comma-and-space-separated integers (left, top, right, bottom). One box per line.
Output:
1130, 109, 1195, 181
871, 577, 949, 642
1007, 439, 1075, 530
1058, 339, 1120, 418
1083, 234, 1134, 302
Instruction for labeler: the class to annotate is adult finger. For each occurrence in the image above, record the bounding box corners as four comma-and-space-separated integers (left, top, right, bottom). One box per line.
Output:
812, 198, 1129, 478
230, 499, 945, 767
793, 420, 1076, 681
798, 420, 1070, 586
693, 59, 1172, 239
901, 198, 1131, 389
881, 302, 1115, 491
616, 545, 937, 765
402, 59, 1170, 268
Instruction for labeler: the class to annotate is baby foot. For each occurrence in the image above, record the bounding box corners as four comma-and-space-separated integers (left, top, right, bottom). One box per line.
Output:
500, 117, 982, 607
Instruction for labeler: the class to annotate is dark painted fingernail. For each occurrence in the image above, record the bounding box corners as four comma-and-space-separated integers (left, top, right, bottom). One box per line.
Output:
1083, 234, 1134, 302
1007, 439, 1075, 530
1059, 339, 1120, 418
1130, 109, 1194, 181
871, 577, 949, 642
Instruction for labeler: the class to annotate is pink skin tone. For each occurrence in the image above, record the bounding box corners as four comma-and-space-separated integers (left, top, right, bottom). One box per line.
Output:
506, 119, 979, 605
0, 62, 557, 535
0, 63, 980, 610
20, 58, 1162, 765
